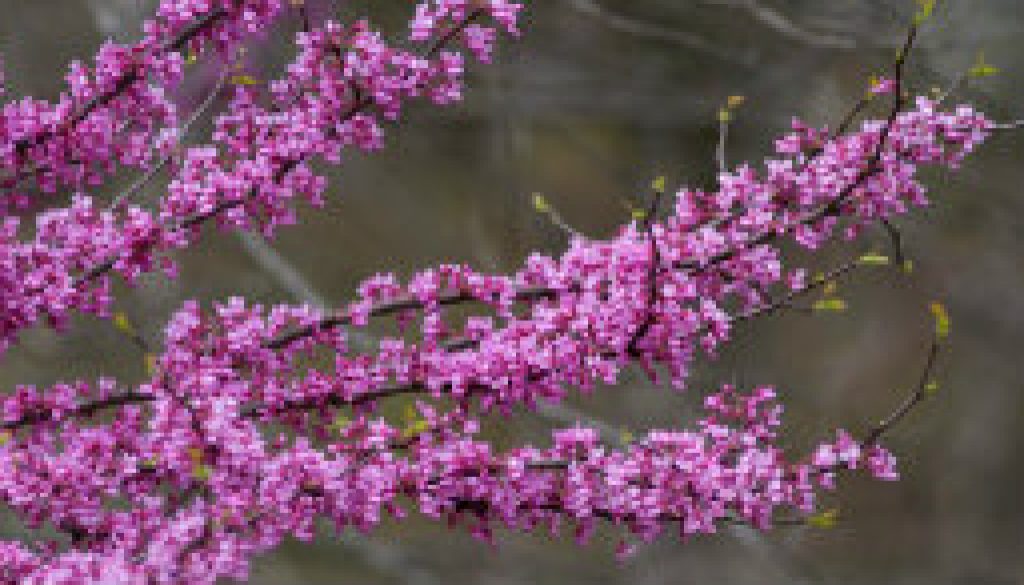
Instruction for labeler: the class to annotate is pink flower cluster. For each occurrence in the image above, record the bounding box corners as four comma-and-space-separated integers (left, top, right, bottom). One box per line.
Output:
0, 0, 523, 352
0, 0, 285, 206
0, 366, 894, 584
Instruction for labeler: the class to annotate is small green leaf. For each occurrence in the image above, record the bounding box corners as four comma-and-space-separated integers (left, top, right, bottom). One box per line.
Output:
113, 311, 134, 334
229, 74, 262, 86
807, 508, 840, 529
969, 52, 1000, 78
329, 414, 350, 433
914, 0, 937, 24
717, 108, 732, 123
403, 419, 430, 438
902, 259, 915, 274
822, 279, 838, 297
858, 253, 891, 266
930, 302, 950, 340
531, 192, 551, 214
403, 404, 417, 423
969, 64, 1000, 78
924, 380, 940, 396
188, 447, 211, 481
650, 176, 667, 195
619, 428, 635, 445
813, 298, 848, 313
144, 353, 157, 375
192, 464, 212, 482
866, 74, 881, 98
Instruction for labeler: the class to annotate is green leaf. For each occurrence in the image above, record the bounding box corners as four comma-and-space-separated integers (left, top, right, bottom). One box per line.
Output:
930, 302, 950, 340
858, 253, 891, 266
914, 0, 937, 24
531, 192, 551, 214
813, 298, 848, 313
329, 414, 350, 433
229, 74, 262, 86
113, 311, 134, 334
192, 464, 212, 482
807, 508, 840, 529
650, 176, 667, 195
969, 52, 1000, 78
924, 380, 940, 396
404, 419, 430, 438
822, 279, 838, 297
144, 353, 157, 375
619, 428, 635, 445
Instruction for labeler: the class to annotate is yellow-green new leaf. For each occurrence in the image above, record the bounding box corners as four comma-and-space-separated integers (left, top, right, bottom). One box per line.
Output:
229, 74, 262, 86
144, 353, 158, 375
650, 175, 667, 195
807, 508, 840, 529
113, 311, 134, 334
619, 428, 635, 445
914, 0, 937, 24
858, 253, 891, 266
969, 52, 1000, 78
930, 302, 950, 340
813, 298, 848, 313
531, 192, 551, 214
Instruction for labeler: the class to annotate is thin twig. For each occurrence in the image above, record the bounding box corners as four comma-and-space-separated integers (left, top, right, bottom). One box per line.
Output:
862, 339, 940, 446
110, 71, 228, 210
564, 0, 755, 66
717, 114, 730, 176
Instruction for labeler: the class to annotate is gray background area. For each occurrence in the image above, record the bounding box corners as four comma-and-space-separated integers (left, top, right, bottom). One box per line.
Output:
1, 1, 1022, 583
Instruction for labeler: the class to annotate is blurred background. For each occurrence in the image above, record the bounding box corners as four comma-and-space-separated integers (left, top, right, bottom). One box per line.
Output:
1, 1, 1023, 583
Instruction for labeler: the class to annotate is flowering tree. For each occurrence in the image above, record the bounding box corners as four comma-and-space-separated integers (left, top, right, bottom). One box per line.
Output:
0, 1, 1018, 583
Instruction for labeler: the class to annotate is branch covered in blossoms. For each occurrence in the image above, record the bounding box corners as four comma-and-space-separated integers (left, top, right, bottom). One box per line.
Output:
0, 3, 1018, 584
0, 89, 996, 584
0, 1, 275, 203
0, 0, 523, 353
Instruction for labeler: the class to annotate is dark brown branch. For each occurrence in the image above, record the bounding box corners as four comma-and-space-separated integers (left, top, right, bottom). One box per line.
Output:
862, 338, 940, 446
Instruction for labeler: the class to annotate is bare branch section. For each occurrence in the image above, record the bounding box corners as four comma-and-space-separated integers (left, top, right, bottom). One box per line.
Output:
862, 339, 940, 447
564, 0, 755, 65
703, 0, 857, 49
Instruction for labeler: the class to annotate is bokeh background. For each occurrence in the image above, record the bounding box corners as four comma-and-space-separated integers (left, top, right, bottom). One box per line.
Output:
2, 1, 1023, 583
